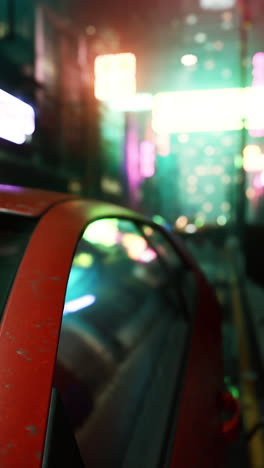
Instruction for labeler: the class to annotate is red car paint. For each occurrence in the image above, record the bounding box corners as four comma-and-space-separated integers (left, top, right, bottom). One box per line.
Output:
0, 186, 228, 467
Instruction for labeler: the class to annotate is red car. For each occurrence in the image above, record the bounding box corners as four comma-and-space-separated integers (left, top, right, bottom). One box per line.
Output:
0, 185, 238, 467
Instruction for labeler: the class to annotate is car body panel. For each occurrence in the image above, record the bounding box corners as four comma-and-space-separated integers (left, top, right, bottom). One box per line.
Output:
0, 184, 77, 216
0, 194, 224, 467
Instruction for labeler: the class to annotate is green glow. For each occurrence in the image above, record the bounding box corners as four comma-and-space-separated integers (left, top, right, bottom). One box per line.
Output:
230, 385, 240, 399
152, 215, 166, 225
73, 253, 94, 268
234, 155, 243, 169
83, 219, 119, 247
195, 216, 205, 228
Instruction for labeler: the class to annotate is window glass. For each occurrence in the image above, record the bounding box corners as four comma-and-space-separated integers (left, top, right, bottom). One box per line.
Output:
55, 217, 189, 467
141, 223, 186, 270
0, 213, 37, 322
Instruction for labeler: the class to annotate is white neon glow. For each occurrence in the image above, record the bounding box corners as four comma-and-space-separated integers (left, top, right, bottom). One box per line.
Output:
200, 0, 235, 9
107, 93, 153, 112
63, 294, 96, 315
0, 89, 35, 144
152, 87, 264, 134
243, 154, 264, 172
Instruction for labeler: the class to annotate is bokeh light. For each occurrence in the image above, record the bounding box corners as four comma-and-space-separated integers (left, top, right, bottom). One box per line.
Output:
181, 54, 198, 66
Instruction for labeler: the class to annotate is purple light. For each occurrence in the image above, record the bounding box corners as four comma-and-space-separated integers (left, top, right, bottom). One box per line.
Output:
126, 121, 141, 208
0, 184, 24, 192
63, 294, 96, 315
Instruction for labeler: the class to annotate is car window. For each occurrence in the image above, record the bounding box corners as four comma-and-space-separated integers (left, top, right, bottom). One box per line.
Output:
54, 217, 190, 468
0, 213, 37, 322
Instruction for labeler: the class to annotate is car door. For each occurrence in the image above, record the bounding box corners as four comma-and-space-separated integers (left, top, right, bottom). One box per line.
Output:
0, 200, 224, 468
53, 216, 191, 468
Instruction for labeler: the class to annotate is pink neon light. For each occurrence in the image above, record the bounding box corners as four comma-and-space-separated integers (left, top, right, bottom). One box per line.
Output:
250, 52, 264, 137
0, 89, 35, 144
140, 140, 156, 178
126, 124, 141, 207
253, 175, 262, 189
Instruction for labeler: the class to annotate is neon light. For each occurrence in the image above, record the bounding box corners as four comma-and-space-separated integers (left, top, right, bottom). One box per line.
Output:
253, 174, 264, 189
107, 93, 152, 112
217, 215, 227, 226
181, 54, 198, 66
63, 294, 96, 314
152, 87, 264, 134
230, 386, 240, 399
126, 124, 141, 207
83, 219, 119, 246
122, 233, 147, 260
243, 145, 264, 172
0, 89, 35, 144
195, 216, 205, 228
175, 216, 188, 230
185, 224, 197, 234
140, 248, 157, 263
0, 184, 24, 192
249, 53, 264, 136
200, 0, 235, 9
152, 215, 167, 225
94, 53, 136, 101
246, 87, 264, 135
152, 88, 245, 133
139, 140, 155, 178
73, 253, 94, 268
121, 233, 157, 263
155, 133, 170, 157
252, 53, 264, 87
243, 154, 264, 172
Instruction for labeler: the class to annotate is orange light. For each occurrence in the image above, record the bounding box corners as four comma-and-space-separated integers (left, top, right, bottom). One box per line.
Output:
94, 53, 136, 101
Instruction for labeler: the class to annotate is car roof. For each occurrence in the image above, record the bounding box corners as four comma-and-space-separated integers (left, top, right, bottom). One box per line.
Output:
0, 184, 77, 217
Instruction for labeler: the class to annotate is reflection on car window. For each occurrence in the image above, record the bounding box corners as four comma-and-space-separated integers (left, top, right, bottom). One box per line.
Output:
55, 217, 189, 468
0, 213, 36, 322
141, 224, 184, 270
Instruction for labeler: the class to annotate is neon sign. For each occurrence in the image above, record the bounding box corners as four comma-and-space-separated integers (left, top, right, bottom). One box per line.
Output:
200, 0, 235, 9
152, 88, 244, 134
0, 89, 35, 144
94, 53, 136, 102
152, 87, 264, 134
